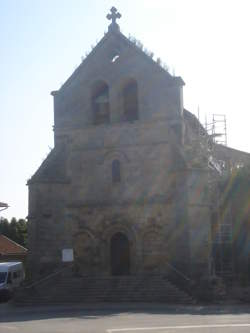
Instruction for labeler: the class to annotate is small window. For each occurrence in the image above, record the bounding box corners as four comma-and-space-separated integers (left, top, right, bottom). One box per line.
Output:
112, 159, 121, 183
111, 52, 120, 63
111, 54, 120, 63
123, 80, 139, 121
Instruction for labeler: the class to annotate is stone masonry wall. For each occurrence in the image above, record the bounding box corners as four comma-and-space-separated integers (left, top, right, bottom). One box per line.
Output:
27, 29, 212, 281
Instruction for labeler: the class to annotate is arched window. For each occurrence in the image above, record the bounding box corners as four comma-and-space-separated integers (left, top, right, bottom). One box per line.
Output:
92, 81, 110, 125
112, 159, 121, 183
123, 79, 138, 121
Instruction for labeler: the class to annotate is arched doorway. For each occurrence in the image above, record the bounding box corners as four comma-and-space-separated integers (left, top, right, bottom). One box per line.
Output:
110, 232, 130, 275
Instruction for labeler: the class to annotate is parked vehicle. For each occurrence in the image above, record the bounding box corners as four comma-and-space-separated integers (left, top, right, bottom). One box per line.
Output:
0, 262, 25, 300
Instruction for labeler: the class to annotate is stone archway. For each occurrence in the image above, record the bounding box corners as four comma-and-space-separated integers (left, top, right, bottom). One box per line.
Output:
110, 232, 130, 276
74, 231, 96, 275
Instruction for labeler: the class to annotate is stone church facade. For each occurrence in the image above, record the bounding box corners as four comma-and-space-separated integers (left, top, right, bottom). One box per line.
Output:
27, 8, 250, 282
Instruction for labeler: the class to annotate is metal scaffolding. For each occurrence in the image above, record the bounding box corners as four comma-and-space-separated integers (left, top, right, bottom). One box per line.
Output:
197, 111, 232, 277
205, 114, 227, 147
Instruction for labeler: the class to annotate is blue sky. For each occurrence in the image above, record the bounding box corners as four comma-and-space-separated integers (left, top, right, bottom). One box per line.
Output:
1, 0, 250, 219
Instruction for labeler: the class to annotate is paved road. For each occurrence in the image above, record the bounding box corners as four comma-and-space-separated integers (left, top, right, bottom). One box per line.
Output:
1, 303, 250, 333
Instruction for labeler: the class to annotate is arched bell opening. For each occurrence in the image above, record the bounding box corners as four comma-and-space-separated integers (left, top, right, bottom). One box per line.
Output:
92, 80, 110, 125
123, 79, 139, 121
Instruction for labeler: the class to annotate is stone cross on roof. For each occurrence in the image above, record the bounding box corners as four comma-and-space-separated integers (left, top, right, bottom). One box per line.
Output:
106, 7, 121, 31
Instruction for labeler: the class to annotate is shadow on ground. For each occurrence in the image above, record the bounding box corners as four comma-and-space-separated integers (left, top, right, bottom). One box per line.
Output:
1, 302, 250, 323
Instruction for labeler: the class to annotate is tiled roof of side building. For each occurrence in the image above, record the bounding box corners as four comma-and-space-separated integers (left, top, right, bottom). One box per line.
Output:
0, 235, 27, 255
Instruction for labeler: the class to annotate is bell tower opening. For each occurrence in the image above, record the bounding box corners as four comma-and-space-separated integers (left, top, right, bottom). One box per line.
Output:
123, 79, 138, 121
92, 81, 110, 125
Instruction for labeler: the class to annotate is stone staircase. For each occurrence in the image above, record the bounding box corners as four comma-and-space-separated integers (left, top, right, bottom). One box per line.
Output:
15, 275, 194, 304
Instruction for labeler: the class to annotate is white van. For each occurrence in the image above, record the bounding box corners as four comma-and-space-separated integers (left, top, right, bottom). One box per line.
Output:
0, 262, 25, 299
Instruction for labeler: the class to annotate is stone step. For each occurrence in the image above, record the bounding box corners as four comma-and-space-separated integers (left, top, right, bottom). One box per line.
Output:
15, 275, 194, 304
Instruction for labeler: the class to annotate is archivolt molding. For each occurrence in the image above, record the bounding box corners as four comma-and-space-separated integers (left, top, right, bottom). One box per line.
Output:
118, 76, 139, 91
73, 227, 97, 246
89, 78, 110, 92
101, 149, 130, 164
101, 221, 137, 245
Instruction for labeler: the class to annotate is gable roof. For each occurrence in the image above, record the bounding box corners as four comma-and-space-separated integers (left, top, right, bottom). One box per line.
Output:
0, 235, 27, 255
57, 27, 184, 95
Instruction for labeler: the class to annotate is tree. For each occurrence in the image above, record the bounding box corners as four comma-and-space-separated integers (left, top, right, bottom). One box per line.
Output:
0, 217, 27, 247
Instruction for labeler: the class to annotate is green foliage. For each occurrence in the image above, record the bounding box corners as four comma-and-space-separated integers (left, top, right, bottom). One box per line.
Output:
0, 217, 27, 247
128, 34, 170, 72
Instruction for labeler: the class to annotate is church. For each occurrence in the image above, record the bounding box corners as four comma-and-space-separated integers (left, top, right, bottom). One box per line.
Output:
27, 8, 250, 295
